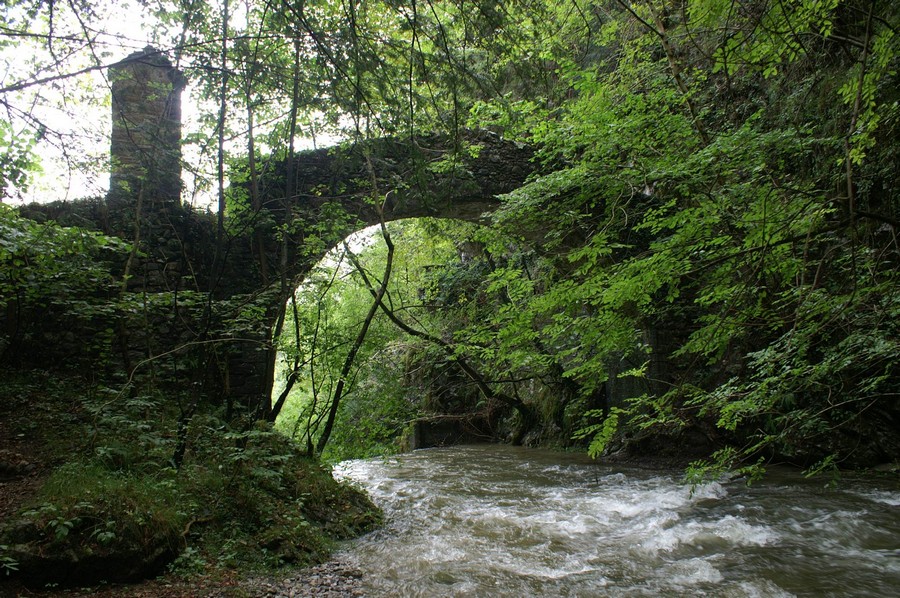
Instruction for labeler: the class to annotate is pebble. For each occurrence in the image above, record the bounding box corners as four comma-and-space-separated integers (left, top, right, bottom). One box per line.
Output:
226, 559, 368, 598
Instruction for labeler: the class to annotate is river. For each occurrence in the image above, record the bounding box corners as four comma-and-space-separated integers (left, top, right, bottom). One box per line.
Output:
333, 445, 900, 597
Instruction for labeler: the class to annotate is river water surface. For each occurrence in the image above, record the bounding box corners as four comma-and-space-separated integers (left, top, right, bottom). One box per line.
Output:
333, 445, 899, 597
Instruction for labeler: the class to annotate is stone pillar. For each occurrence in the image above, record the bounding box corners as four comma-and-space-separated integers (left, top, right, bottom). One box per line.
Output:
108, 46, 185, 208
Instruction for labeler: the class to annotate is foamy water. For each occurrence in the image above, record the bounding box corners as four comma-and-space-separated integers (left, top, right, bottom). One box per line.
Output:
334, 445, 900, 597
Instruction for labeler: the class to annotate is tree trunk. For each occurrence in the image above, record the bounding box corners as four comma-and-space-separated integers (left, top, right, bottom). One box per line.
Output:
315, 220, 394, 454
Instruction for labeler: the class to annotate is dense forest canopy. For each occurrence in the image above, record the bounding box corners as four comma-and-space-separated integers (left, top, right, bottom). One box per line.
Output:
0, 0, 898, 587
2, 0, 899, 474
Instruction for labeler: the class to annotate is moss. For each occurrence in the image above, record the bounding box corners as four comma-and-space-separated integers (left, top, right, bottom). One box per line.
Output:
0, 370, 381, 589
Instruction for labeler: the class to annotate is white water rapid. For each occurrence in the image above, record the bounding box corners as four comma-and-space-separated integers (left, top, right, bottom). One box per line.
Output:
334, 445, 899, 597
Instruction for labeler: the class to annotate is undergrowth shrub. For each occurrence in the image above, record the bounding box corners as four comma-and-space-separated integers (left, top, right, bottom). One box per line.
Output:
0, 371, 381, 587
24, 463, 186, 553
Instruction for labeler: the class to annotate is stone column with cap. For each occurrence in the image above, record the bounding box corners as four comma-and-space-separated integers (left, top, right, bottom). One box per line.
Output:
108, 46, 185, 209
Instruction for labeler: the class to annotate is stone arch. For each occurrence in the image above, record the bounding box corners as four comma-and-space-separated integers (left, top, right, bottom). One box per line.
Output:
219, 132, 536, 293
217, 133, 538, 413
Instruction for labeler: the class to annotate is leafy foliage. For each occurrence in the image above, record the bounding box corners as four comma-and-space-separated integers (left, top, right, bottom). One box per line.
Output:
482, 0, 900, 469
0, 371, 380, 584
0, 122, 40, 200
253, 0, 896, 472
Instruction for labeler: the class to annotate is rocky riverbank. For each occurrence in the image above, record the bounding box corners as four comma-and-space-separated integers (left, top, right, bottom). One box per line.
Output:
0, 558, 369, 597
235, 560, 366, 597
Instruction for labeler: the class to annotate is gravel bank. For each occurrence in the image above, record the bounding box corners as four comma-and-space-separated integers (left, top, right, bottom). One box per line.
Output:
235, 559, 367, 597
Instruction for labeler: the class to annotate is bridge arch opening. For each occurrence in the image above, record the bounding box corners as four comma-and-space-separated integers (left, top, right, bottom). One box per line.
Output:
213, 133, 538, 425
268, 216, 534, 460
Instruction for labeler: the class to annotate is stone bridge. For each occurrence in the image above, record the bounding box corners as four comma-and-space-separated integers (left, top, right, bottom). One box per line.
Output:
34, 47, 538, 414
7, 48, 676, 426
214, 133, 536, 412
16, 132, 536, 419
6, 48, 538, 416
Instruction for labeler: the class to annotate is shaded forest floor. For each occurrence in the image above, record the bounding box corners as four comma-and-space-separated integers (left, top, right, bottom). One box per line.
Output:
0, 369, 379, 597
